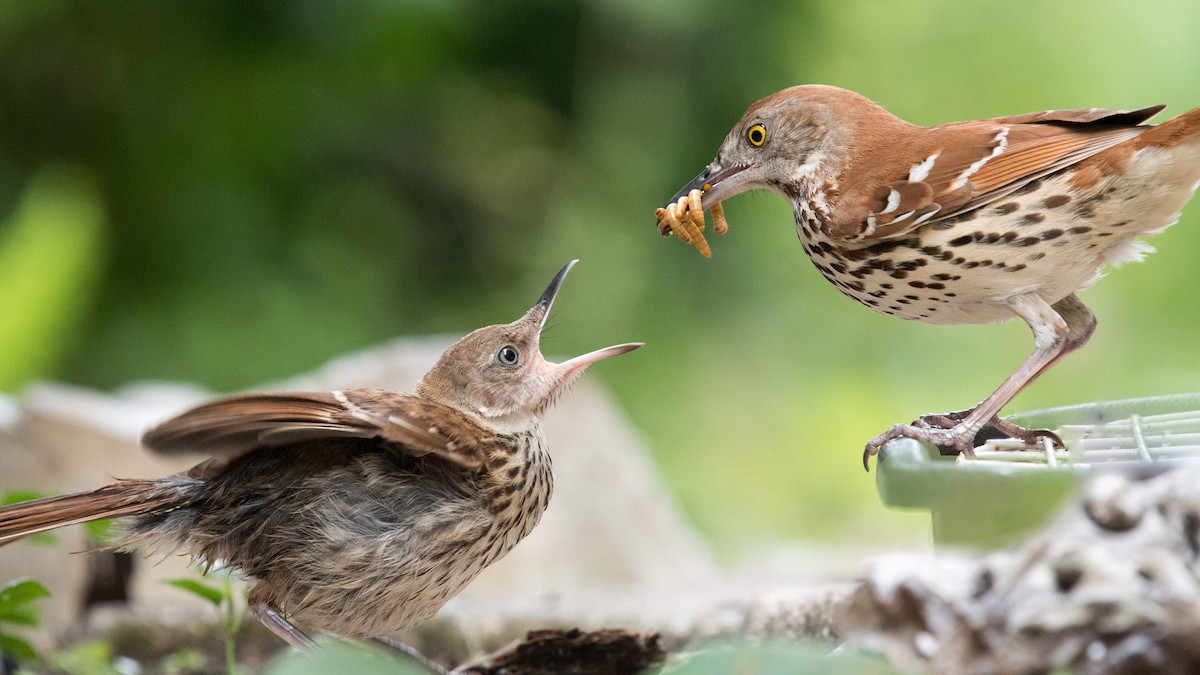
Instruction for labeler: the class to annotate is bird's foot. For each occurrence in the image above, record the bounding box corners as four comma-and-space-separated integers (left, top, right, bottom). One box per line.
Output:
863, 414, 1064, 471
863, 423, 978, 471
912, 410, 1064, 448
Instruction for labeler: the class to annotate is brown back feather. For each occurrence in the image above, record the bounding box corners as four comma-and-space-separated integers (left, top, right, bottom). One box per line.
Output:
142, 390, 497, 479
0, 480, 180, 545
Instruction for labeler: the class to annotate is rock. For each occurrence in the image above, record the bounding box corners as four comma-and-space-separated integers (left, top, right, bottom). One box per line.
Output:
838, 465, 1200, 674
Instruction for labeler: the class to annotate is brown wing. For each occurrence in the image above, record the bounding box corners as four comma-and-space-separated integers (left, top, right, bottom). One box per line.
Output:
988, 105, 1164, 127
828, 105, 1164, 243
142, 390, 491, 478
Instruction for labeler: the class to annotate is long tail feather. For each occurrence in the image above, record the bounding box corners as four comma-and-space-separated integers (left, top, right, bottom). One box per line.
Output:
0, 480, 183, 545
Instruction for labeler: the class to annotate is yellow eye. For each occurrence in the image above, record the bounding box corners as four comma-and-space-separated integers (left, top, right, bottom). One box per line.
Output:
747, 124, 767, 147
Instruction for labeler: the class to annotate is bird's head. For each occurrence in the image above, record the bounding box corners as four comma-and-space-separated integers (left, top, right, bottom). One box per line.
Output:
671, 85, 900, 209
417, 260, 641, 431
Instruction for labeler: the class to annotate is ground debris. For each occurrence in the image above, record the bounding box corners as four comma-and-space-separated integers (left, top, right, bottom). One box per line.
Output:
458, 628, 666, 675
838, 466, 1200, 674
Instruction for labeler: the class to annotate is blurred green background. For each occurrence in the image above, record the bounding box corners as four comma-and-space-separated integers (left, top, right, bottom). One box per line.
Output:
2, 0, 1199, 560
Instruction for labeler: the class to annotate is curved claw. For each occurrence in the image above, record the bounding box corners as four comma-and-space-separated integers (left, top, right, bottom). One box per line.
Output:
1038, 429, 1065, 448
863, 421, 986, 472
989, 420, 1065, 449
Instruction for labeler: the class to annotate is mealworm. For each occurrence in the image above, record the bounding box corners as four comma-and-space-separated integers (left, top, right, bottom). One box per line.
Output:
676, 194, 710, 257
661, 203, 686, 243
687, 189, 704, 231
667, 200, 692, 244
711, 201, 728, 235
654, 188, 713, 257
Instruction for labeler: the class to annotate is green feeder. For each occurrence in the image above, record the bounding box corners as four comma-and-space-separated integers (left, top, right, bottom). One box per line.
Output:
875, 392, 1200, 548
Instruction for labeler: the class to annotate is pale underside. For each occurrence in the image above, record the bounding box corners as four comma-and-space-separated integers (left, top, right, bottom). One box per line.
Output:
121, 435, 553, 638
280, 438, 552, 637
797, 142, 1200, 325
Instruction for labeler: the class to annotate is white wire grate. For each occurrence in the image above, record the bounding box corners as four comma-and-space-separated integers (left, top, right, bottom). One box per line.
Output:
958, 410, 1200, 468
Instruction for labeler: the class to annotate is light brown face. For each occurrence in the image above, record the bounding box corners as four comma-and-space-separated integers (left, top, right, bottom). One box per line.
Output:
669, 85, 863, 211
435, 318, 546, 418
418, 261, 642, 424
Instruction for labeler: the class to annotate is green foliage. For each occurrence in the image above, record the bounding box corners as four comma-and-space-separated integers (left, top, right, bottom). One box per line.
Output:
158, 648, 206, 674
262, 640, 430, 675
165, 572, 245, 675
661, 642, 901, 674
163, 577, 227, 607
45, 640, 202, 675
83, 519, 115, 546
46, 640, 123, 675
0, 166, 106, 392
0, 578, 50, 664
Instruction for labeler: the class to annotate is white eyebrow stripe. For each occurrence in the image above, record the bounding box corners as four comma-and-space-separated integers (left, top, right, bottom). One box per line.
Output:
879, 188, 902, 214
951, 127, 1010, 190
908, 151, 941, 182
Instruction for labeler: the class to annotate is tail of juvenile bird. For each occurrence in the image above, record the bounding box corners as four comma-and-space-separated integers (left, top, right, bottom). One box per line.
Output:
0, 480, 184, 545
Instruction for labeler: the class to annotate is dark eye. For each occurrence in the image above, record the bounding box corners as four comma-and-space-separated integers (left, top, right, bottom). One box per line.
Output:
747, 123, 767, 147
497, 346, 520, 366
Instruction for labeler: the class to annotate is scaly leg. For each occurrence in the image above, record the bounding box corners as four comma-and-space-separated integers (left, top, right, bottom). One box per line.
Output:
914, 409, 1064, 450
864, 293, 1096, 470
249, 586, 316, 650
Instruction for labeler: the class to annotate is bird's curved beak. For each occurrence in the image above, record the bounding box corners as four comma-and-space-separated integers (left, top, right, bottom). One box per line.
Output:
525, 260, 643, 376
556, 342, 642, 376
526, 259, 577, 332
670, 162, 750, 208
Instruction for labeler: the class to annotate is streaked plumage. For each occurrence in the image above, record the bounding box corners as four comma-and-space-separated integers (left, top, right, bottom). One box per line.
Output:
0, 261, 640, 647
666, 85, 1200, 465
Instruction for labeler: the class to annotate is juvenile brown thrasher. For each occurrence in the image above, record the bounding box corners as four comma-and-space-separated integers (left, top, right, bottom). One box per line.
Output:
0, 260, 640, 649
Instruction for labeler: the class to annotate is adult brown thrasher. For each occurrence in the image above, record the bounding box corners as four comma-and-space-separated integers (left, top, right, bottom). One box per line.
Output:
663, 85, 1200, 469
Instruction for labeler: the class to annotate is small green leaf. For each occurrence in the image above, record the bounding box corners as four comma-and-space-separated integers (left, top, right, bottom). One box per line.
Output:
159, 648, 206, 674
0, 631, 39, 662
1, 491, 45, 506
0, 604, 39, 625
83, 519, 114, 544
164, 578, 225, 606
49, 639, 117, 674
0, 579, 50, 610
264, 641, 430, 675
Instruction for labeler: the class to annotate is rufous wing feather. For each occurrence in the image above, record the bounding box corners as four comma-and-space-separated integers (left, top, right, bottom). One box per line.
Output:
830, 106, 1163, 243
